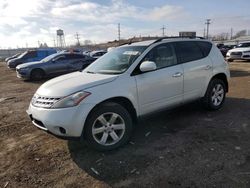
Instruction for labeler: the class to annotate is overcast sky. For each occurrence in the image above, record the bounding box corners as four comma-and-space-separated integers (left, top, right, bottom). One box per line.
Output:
0, 0, 250, 48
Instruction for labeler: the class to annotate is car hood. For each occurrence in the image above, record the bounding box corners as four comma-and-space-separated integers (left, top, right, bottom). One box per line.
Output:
228, 47, 250, 53
36, 72, 119, 97
16, 61, 42, 69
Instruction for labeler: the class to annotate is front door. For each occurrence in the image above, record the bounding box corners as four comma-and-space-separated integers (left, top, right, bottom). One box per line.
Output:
134, 43, 184, 115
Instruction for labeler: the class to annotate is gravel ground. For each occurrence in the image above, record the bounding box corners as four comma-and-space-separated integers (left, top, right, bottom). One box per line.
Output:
0, 61, 250, 188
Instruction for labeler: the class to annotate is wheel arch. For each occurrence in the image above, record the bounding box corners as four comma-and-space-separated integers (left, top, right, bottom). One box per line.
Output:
85, 96, 138, 126
31, 68, 46, 75
210, 73, 228, 92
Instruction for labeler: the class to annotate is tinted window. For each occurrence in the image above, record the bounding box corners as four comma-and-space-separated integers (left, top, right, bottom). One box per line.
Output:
66, 54, 84, 59
24, 51, 37, 58
174, 41, 204, 63
196, 41, 212, 57
54, 55, 66, 61
143, 43, 177, 69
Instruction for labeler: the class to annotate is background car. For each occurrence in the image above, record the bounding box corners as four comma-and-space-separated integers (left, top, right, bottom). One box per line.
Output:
89, 50, 107, 59
16, 52, 95, 80
7, 48, 57, 69
219, 45, 236, 57
5, 52, 22, 62
226, 42, 250, 61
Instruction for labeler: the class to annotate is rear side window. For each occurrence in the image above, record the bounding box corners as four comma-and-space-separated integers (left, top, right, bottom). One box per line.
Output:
174, 41, 204, 64
24, 51, 37, 58
196, 41, 212, 57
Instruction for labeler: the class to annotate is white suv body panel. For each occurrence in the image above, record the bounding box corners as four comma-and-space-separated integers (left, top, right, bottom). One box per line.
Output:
27, 39, 230, 138
182, 56, 213, 101
135, 64, 183, 115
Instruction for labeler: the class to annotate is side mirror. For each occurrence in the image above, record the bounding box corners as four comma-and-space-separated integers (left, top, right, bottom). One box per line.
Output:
140, 61, 157, 72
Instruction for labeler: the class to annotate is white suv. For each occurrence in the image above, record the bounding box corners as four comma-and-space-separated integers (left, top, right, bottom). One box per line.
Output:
27, 37, 230, 150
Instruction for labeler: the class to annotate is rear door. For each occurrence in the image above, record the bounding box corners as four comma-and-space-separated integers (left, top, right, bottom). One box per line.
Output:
173, 41, 213, 102
134, 43, 184, 115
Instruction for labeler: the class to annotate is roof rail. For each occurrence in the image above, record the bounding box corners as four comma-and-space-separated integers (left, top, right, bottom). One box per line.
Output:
152, 36, 205, 44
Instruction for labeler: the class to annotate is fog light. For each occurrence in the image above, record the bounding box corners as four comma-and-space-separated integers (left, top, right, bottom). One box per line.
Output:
59, 127, 66, 134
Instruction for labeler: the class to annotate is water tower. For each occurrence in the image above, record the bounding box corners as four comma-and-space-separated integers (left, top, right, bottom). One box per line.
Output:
56, 29, 66, 48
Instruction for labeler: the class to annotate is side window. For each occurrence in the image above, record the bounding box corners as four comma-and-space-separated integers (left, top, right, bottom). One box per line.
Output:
196, 41, 212, 57
25, 51, 37, 58
174, 41, 204, 64
143, 43, 177, 69
66, 54, 84, 59
53, 55, 66, 61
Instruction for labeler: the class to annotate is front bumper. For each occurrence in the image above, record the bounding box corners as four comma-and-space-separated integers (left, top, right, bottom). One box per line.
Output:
26, 102, 95, 138
16, 70, 30, 79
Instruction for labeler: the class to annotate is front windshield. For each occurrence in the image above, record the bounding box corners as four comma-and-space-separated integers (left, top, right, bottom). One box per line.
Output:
41, 53, 59, 62
85, 46, 146, 74
19, 51, 28, 58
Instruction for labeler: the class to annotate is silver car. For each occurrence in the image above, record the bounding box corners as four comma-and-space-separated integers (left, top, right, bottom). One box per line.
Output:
16, 52, 95, 80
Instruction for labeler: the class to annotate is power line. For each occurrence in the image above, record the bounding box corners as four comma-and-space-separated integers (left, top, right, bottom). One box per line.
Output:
205, 19, 211, 39
161, 25, 166, 36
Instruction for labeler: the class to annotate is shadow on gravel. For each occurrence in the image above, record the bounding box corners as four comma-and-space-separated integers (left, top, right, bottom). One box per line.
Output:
230, 70, 250, 77
68, 97, 250, 187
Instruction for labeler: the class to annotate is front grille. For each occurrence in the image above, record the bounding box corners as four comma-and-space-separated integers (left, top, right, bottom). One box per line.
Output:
32, 94, 61, 108
231, 52, 242, 56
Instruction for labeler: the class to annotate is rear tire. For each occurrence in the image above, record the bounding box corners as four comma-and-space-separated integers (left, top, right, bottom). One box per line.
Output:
30, 69, 44, 81
202, 79, 226, 110
84, 102, 133, 151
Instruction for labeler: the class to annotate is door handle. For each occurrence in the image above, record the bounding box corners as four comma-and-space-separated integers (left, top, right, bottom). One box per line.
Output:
172, 72, 183, 77
205, 65, 212, 70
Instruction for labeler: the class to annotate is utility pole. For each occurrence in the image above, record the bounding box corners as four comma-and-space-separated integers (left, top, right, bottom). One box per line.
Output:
230, 28, 233, 40
205, 19, 211, 39
53, 37, 56, 47
203, 28, 206, 38
118, 23, 121, 42
75, 32, 80, 46
161, 25, 166, 36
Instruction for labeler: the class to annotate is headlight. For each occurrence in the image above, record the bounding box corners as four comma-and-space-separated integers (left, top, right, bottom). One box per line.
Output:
51, 91, 91, 109
243, 51, 250, 53
19, 67, 29, 71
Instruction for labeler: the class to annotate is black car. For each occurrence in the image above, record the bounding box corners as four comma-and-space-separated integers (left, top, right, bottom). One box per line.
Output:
5, 53, 22, 62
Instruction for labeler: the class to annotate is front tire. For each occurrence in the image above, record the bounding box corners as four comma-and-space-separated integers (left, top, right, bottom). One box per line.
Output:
84, 102, 133, 151
202, 79, 226, 110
